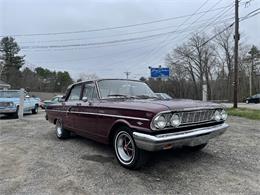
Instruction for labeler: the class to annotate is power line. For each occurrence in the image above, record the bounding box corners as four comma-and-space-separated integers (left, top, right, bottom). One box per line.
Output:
24, 10, 260, 72
21, 16, 234, 51
128, 8, 259, 77
137, 0, 228, 68
19, 15, 234, 44
0, 5, 233, 38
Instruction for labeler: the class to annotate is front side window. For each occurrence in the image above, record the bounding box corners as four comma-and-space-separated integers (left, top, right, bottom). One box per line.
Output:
82, 82, 98, 101
97, 79, 156, 99
52, 97, 59, 102
67, 85, 82, 101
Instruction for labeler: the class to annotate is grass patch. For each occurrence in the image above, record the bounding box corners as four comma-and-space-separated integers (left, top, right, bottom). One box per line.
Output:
227, 108, 260, 120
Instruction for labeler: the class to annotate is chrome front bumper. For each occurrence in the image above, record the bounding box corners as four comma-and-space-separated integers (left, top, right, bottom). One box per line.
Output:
133, 123, 229, 151
0, 108, 16, 114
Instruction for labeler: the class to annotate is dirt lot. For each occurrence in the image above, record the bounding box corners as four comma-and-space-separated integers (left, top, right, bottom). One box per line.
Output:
0, 111, 260, 195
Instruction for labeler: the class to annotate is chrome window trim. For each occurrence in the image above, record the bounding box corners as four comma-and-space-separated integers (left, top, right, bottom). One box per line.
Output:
47, 109, 150, 121
95, 79, 155, 100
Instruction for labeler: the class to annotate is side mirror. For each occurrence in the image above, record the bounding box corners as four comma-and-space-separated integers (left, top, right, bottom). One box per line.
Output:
82, 97, 88, 102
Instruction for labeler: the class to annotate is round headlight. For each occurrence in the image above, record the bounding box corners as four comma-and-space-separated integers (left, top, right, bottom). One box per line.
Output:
154, 115, 167, 129
220, 110, 227, 120
213, 110, 221, 121
170, 114, 181, 127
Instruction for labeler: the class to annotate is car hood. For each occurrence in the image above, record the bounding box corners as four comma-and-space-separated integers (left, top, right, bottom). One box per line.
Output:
0, 97, 20, 103
153, 99, 222, 110
100, 98, 223, 113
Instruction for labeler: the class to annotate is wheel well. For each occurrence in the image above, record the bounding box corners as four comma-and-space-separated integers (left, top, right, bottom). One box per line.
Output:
109, 122, 129, 145
54, 118, 58, 124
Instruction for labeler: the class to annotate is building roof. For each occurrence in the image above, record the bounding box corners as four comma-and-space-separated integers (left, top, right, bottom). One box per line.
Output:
0, 80, 11, 87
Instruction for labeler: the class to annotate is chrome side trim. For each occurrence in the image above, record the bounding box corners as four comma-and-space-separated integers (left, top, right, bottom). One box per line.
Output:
47, 109, 150, 121
47, 109, 67, 113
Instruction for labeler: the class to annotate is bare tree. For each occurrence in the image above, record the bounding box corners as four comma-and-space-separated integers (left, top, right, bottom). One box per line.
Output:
77, 73, 99, 82
166, 34, 216, 100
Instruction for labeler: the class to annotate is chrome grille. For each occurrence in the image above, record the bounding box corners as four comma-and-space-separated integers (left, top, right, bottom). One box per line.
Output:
180, 109, 215, 125
0, 102, 10, 107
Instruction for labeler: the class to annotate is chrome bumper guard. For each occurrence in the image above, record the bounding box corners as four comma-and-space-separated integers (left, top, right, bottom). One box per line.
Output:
133, 123, 229, 151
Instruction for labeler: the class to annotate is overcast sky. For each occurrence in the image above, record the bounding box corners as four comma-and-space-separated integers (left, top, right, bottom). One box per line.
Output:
0, 0, 259, 80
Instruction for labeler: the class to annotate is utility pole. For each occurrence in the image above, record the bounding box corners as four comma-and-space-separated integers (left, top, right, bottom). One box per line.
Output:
124, 71, 131, 79
249, 56, 254, 96
233, 0, 239, 108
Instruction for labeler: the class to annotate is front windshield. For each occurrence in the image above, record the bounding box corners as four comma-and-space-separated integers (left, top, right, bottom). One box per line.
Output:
0, 91, 20, 98
97, 80, 157, 99
162, 93, 172, 99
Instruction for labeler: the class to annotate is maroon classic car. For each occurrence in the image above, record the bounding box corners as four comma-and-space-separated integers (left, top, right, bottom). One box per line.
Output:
46, 79, 229, 169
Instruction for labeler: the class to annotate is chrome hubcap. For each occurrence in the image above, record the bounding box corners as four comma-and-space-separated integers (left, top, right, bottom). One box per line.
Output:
115, 132, 135, 164
56, 123, 62, 137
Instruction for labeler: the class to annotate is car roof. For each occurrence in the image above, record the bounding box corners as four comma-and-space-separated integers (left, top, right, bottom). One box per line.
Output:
70, 78, 143, 87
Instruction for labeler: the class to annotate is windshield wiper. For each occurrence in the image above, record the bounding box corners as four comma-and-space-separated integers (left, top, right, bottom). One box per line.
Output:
107, 94, 129, 98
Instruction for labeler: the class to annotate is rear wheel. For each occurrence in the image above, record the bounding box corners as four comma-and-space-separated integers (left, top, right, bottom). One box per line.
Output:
55, 120, 70, 139
113, 127, 148, 169
32, 105, 38, 114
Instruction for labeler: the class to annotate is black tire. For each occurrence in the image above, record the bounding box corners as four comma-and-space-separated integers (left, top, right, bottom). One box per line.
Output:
113, 127, 148, 169
32, 105, 38, 114
14, 106, 19, 118
184, 143, 208, 152
55, 120, 70, 139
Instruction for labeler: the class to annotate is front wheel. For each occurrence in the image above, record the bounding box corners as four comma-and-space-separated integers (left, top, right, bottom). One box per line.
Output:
14, 106, 19, 118
113, 127, 148, 169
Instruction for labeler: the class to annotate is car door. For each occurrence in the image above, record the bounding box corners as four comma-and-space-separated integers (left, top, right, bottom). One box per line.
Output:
62, 84, 83, 130
73, 82, 100, 138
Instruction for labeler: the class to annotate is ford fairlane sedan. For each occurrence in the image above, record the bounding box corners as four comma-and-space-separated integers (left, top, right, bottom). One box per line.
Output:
46, 79, 229, 169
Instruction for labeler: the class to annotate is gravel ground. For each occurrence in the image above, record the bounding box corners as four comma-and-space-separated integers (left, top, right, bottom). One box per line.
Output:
0, 111, 260, 195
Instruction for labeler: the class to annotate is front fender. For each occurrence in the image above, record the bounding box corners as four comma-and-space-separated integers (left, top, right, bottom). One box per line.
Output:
110, 118, 152, 134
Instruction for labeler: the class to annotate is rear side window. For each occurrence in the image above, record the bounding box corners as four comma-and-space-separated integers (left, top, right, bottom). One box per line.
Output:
67, 85, 82, 101
82, 82, 98, 101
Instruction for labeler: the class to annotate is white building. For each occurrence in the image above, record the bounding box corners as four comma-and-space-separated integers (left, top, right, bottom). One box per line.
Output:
0, 80, 11, 90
